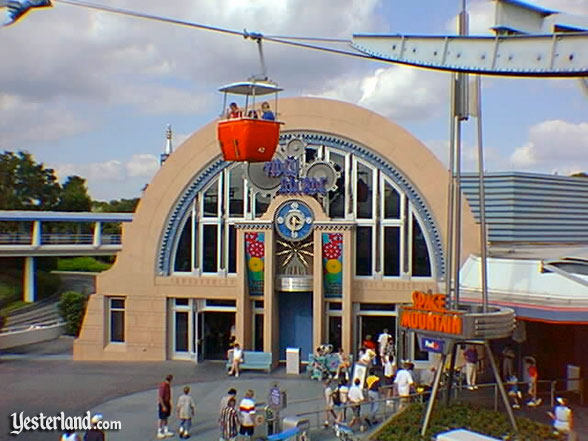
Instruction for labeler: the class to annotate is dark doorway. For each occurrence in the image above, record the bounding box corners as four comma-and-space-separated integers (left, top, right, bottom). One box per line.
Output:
202, 311, 234, 360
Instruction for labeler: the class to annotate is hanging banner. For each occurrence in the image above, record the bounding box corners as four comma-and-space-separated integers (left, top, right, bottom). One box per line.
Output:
245, 232, 265, 296
322, 233, 343, 297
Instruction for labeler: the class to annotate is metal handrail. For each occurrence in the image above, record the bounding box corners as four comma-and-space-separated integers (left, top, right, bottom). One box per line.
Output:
0, 319, 65, 335
0, 233, 122, 245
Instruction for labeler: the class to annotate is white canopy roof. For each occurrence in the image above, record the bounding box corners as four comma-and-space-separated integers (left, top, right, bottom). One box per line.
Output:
460, 253, 588, 322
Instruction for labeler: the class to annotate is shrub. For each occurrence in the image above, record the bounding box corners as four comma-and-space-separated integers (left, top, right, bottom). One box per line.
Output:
375, 402, 564, 441
58, 291, 87, 336
57, 257, 112, 272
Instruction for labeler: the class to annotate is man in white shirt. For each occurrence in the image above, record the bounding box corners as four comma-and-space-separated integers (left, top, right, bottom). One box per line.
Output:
377, 329, 392, 363
347, 378, 364, 429
394, 362, 414, 409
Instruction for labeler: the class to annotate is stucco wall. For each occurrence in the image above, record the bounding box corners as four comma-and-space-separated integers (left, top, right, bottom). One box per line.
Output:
74, 97, 480, 361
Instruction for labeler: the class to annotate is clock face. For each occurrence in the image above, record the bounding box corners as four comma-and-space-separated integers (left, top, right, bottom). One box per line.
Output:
275, 201, 314, 241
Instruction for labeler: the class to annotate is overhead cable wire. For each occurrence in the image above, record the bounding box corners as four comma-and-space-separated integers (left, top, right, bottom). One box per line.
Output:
52, 0, 373, 60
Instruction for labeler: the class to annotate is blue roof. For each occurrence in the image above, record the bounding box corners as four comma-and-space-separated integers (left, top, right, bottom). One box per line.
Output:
0, 211, 133, 222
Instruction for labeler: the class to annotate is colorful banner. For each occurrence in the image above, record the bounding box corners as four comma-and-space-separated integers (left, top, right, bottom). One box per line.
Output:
322, 233, 343, 297
245, 232, 264, 296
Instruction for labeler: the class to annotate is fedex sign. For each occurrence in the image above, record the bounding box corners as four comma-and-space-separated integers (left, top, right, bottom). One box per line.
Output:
420, 337, 446, 354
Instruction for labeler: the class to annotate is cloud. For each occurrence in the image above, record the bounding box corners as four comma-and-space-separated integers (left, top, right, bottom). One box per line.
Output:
510, 120, 588, 172
310, 65, 448, 121
53, 154, 159, 199
126, 154, 159, 178
0, 94, 92, 147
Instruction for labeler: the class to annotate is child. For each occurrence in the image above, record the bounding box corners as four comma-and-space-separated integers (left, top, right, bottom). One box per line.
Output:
176, 386, 196, 439
507, 375, 522, 409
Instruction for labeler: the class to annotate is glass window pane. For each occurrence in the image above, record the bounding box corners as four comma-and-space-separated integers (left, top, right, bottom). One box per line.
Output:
357, 162, 373, 219
175, 298, 189, 306
175, 311, 189, 352
328, 316, 342, 349
328, 153, 345, 219
228, 168, 245, 217
414, 334, 429, 361
110, 310, 124, 342
383, 227, 401, 276
228, 224, 237, 274
203, 180, 219, 217
255, 193, 270, 218
412, 216, 432, 276
174, 216, 192, 272
384, 182, 401, 218
110, 299, 125, 309
254, 314, 264, 351
355, 226, 372, 276
202, 224, 218, 273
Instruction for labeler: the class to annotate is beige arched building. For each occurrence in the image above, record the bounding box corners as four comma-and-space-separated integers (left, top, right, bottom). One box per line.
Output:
74, 97, 479, 364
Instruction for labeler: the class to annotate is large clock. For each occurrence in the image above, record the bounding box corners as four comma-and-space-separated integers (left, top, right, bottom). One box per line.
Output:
275, 201, 314, 241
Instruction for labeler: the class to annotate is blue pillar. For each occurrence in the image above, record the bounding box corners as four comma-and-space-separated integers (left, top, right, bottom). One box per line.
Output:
24, 256, 36, 303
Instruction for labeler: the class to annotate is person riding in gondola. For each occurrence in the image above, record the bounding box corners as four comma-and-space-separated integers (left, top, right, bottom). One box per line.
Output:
260, 101, 275, 120
227, 102, 242, 119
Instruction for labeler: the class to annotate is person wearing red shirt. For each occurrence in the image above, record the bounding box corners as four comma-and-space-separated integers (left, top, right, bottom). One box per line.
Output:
157, 374, 174, 438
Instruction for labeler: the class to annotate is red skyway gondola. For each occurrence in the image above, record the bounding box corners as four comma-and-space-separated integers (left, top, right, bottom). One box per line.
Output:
217, 80, 283, 162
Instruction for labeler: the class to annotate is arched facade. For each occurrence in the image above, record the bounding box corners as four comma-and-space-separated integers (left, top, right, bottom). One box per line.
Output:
74, 97, 479, 363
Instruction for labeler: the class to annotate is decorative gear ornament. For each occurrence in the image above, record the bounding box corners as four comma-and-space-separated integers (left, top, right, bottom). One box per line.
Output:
301, 160, 340, 192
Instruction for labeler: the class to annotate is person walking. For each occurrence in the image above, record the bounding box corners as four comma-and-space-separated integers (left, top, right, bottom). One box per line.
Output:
323, 379, 338, 427
176, 386, 196, 439
502, 345, 515, 379
382, 354, 396, 405
365, 372, 381, 426
377, 329, 392, 365
524, 356, 542, 407
548, 397, 574, 440
347, 378, 365, 430
464, 345, 478, 390
238, 389, 256, 440
394, 362, 414, 410
336, 379, 349, 423
220, 388, 238, 414
219, 397, 240, 441
157, 374, 174, 439
228, 343, 243, 377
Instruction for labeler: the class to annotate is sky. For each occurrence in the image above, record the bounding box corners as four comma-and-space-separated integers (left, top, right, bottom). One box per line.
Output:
1, 0, 587, 201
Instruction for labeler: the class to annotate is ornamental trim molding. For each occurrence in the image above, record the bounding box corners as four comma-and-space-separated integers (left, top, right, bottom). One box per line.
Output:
158, 130, 445, 278
234, 222, 273, 230
313, 222, 356, 231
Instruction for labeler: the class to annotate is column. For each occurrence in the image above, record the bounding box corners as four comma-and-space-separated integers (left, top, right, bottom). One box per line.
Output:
235, 229, 251, 348
263, 229, 278, 365
341, 228, 354, 354
32, 220, 41, 247
93, 221, 102, 247
312, 228, 325, 351
23, 256, 36, 303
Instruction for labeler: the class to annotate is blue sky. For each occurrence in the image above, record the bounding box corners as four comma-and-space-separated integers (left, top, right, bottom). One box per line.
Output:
1, 0, 587, 200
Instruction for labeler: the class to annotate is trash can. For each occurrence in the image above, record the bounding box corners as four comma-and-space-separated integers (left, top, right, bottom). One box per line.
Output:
286, 347, 301, 375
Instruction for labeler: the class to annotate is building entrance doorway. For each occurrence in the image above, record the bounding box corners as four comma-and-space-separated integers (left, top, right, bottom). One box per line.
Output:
279, 291, 313, 361
200, 311, 234, 360
355, 304, 397, 358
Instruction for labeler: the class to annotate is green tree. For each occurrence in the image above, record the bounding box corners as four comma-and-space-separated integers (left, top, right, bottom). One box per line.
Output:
57, 175, 92, 212
58, 291, 87, 336
0, 151, 61, 210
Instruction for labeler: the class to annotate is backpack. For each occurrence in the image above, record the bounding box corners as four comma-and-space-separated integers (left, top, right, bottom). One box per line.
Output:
332, 387, 341, 406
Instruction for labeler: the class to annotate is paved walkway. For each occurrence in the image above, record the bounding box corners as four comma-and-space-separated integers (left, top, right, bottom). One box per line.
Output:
1, 337, 586, 440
